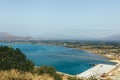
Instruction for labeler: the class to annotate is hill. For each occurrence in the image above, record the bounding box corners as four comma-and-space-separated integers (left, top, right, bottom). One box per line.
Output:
103, 34, 120, 41
0, 32, 32, 40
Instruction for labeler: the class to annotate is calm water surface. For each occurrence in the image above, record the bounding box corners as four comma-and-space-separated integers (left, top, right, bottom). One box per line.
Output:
0, 43, 116, 75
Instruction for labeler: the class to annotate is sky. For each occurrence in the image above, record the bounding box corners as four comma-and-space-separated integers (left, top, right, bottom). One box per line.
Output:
0, 0, 120, 39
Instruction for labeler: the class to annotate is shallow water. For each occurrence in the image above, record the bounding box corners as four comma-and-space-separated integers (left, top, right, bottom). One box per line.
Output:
0, 43, 116, 75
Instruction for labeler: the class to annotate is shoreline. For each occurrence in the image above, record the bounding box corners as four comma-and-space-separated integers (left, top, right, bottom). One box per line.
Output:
56, 47, 120, 79
69, 47, 120, 63
76, 63, 118, 78
69, 47, 120, 79
62, 47, 120, 79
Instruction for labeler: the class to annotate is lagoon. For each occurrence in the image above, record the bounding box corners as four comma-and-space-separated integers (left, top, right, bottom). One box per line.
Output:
0, 43, 115, 75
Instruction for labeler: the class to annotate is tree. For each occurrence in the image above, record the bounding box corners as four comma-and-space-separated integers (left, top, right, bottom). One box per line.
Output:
0, 46, 34, 72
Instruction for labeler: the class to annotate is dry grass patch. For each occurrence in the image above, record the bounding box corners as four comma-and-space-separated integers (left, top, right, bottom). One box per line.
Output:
0, 69, 54, 80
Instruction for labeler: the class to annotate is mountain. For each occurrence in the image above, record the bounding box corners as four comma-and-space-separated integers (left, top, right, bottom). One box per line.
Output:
0, 32, 32, 40
103, 34, 120, 41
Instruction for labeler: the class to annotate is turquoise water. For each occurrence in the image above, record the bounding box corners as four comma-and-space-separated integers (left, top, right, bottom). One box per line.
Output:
0, 43, 116, 75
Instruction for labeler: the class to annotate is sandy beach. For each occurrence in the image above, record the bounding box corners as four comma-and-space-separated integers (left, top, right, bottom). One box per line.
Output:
76, 64, 116, 78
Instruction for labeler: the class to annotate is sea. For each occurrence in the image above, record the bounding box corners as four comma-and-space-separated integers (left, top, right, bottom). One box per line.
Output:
0, 43, 116, 75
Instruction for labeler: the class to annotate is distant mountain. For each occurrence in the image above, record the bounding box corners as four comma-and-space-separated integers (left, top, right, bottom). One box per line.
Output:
104, 34, 120, 41
0, 32, 32, 40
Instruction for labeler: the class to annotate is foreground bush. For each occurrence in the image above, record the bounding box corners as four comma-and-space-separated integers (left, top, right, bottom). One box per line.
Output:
0, 46, 34, 72
54, 73, 62, 80
38, 65, 56, 76
67, 76, 84, 80
38, 65, 63, 80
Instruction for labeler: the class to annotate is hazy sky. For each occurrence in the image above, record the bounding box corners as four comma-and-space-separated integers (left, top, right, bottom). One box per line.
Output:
0, 0, 120, 39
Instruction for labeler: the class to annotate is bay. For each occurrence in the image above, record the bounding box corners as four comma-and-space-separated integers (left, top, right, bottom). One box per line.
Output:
0, 43, 115, 75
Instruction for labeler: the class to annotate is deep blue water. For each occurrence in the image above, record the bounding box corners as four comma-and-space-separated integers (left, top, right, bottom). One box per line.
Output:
0, 43, 116, 75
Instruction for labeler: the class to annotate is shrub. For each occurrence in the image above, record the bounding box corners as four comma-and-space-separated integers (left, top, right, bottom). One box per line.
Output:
48, 66, 56, 76
38, 65, 48, 74
38, 65, 62, 80
38, 65, 56, 76
67, 76, 83, 80
54, 73, 62, 80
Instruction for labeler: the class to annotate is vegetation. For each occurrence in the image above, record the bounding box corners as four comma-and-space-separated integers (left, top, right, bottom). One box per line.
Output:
0, 69, 54, 80
0, 46, 34, 72
38, 65, 55, 75
0, 46, 63, 80
38, 65, 62, 80
54, 73, 63, 80
67, 76, 98, 80
67, 76, 83, 80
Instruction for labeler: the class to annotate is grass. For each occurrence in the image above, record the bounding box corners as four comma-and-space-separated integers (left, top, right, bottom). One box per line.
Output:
0, 69, 54, 80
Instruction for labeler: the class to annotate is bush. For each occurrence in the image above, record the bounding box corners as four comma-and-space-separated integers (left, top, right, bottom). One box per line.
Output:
38, 65, 62, 80
48, 66, 56, 76
38, 65, 56, 76
38, 65, 48, 74
67, 76, 82, 80
0, 46, 34, 72
54, 73, 62, 80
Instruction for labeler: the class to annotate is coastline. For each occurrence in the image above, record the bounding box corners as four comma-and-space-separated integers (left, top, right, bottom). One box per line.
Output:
35, 44, 120, 79
55, 46, 120, 79
68, 47, 120, 63
76, 64, 117, 78
1, 42, 120, 79
68, 47, 120, 79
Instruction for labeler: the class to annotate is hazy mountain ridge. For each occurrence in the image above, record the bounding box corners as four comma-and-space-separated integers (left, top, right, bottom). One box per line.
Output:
0, 32, 32, 40
103, 34, 120, 41
0, 32, 120, 41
